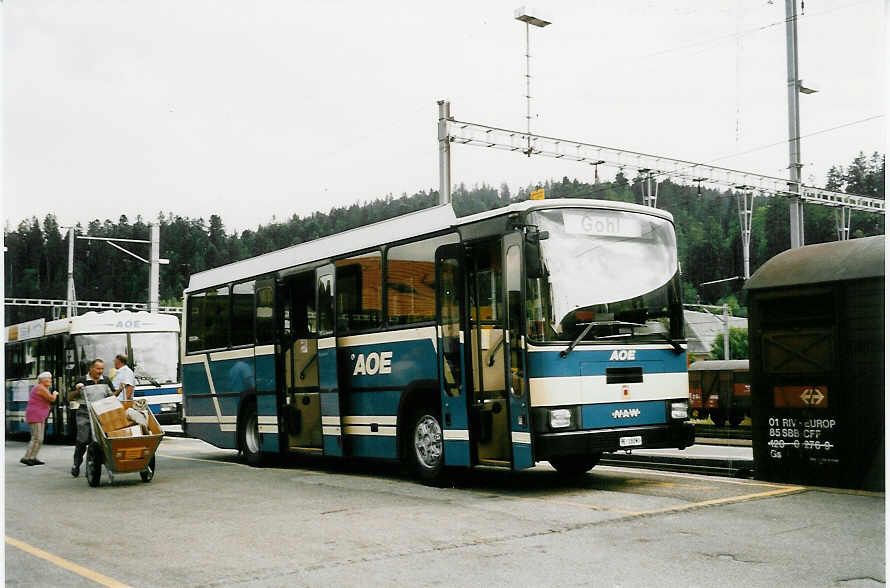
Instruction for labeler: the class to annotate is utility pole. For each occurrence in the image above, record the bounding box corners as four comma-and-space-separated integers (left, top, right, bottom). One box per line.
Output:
149, 223, 160, 313
785, 0, 809, 249
437, 100, 452, 206
66, 227, 76, 318
723, 303, 730, 360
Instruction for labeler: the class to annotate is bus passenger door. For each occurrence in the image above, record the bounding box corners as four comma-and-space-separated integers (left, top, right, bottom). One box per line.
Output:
503, 232, 534, 470
316, 264, 343, 457
435, 244, 471, 466
279, 273, 323, 452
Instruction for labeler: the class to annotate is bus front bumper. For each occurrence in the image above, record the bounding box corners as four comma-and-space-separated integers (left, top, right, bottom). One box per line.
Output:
535, 422, 695, 459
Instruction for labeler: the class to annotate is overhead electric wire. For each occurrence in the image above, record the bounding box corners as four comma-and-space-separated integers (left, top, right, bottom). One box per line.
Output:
622, 0, 872, 64
551, 113, 885, 201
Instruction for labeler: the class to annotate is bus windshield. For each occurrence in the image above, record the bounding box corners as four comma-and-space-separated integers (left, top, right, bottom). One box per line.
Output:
526, 208, 683, 343
74, 334, 128, 375
131, 332, 179, 385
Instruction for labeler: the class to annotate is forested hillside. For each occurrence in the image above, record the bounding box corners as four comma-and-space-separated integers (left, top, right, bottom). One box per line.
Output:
5, 152, 883, 324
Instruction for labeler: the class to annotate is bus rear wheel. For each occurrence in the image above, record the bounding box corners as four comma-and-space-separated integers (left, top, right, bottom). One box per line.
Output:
240, 402, 262, 467
549, 453, 601, 476
407, 409, 445, 483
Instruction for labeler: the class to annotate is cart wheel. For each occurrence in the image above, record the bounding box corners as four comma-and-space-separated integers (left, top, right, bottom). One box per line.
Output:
86, 444, 103, 487
140, 456, 155, 483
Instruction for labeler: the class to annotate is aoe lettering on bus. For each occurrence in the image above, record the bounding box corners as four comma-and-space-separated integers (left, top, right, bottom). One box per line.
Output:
353, 351, 393, 376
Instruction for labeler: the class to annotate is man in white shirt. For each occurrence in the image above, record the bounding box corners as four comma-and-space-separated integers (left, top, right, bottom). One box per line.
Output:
112, 354, 136, 401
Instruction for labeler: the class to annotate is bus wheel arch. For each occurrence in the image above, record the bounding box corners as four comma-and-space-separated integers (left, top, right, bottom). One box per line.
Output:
397, 382, 445, 482
396, 381, 439, 461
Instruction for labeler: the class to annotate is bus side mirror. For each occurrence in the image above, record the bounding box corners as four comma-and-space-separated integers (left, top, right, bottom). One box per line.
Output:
524, 232, 548, 279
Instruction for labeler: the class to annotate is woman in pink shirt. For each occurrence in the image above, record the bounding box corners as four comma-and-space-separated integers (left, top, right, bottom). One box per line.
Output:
21, 372, 58, 466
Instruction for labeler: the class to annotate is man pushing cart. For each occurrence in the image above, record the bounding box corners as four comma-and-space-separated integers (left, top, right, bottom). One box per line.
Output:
80, 383, 164, 487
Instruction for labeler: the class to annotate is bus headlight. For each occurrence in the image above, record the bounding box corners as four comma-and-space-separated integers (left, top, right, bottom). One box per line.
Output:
550, 408, 572, 429
671, 401, 688, 419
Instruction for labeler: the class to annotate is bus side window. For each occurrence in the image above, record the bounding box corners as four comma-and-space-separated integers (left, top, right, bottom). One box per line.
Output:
231, 281, 256, 347
317, 275, 334, 337
255, 279, 275, 345
336, 251, 382, 333
186, 292, 206, 353
187, 286, 231, 351
23, 341, 38, 379
386, 233, 459, 326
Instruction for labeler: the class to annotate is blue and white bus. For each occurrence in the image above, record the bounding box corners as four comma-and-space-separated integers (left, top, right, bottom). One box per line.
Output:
181, 199, 693, 479
5, 311, 183, 439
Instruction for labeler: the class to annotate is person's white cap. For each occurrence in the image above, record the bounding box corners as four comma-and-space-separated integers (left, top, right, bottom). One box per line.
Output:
37, 371, 52, 381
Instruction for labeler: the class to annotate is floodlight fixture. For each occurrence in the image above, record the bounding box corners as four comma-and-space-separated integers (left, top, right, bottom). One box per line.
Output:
514, 7, 551, 27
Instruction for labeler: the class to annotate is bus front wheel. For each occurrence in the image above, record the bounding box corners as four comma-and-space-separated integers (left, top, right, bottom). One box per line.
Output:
549, 453, 601, 476
407, 409, 445, 483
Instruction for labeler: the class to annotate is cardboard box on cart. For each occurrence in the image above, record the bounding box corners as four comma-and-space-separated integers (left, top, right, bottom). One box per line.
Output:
91, 396, 130, 433
107, 425, 143, 439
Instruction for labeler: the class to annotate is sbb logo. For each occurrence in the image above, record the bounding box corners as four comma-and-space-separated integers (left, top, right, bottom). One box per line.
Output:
352, 351, 393, 376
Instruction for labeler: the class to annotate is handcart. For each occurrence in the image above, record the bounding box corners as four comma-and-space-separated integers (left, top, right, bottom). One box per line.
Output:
82, 385, 164, 487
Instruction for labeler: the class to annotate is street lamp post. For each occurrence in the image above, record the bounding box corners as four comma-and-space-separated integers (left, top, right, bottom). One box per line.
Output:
514, 6, 550, 156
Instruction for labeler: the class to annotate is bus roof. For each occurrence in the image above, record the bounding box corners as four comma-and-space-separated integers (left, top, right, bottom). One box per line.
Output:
69, 311, 180, 335
6, 311, 179, 341
186, 199, 675, 293
5, 318, 46, 342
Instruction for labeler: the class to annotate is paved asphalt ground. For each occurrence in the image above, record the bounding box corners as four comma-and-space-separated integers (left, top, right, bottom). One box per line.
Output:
4, 436, 885, 587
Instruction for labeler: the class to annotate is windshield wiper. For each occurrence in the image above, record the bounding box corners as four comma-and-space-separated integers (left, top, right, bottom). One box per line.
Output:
136, 374, 161, 387
560, 321, 599, 358
560, 320, 684, 357
652, 332, 685, 354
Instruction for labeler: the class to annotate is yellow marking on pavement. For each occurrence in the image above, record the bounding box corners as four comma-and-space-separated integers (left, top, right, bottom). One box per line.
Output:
156, 452, 323, 474
623, 479, 716, 491
6, 536, 131, 588
597, 465, 794, 489
803, 485, 884, 498
636, 486, 805, 516
518, 496, 641, 515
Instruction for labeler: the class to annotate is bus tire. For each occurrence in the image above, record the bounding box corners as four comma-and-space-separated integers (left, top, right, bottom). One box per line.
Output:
86, 444, 103, 487
407, 408, 445, 483
239, 400, 262, 467
549, 453, 601, 476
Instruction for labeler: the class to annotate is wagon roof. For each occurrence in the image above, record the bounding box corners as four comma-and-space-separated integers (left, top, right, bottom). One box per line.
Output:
688, 359, 749, 371
744, 235, 884, 291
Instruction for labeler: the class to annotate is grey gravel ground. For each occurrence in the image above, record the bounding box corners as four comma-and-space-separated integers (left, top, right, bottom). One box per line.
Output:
5, 437, 884, 587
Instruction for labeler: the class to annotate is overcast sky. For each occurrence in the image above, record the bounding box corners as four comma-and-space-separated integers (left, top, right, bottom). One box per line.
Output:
3, 0, 885, 233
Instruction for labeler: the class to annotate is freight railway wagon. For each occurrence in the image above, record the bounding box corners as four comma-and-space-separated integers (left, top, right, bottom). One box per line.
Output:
5, 311, 183, 439
181, 200, 694, 480
688, 360, 751, 426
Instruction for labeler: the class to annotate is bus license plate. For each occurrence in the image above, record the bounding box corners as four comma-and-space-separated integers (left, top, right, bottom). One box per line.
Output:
619, 435, 642, 448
